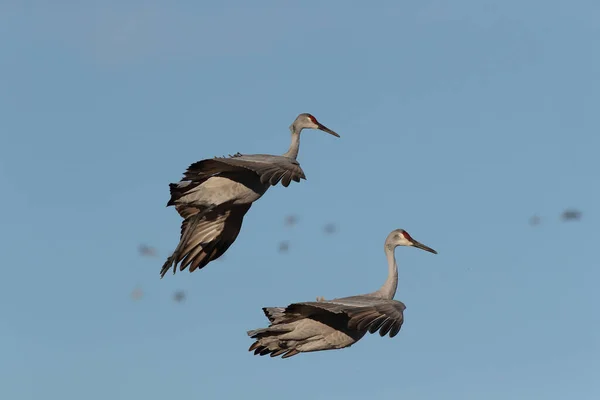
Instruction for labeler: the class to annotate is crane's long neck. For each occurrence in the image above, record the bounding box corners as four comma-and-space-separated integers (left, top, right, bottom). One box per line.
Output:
283, 129, 301, 159
374, 244, 398, 300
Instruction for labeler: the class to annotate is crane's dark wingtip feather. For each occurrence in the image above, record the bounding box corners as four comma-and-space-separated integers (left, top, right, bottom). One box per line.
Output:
248, 342, 261, 352
379, 319, 395, 337
159, 266, 168, 278
159, 257, 174, 278
281, 349, 300, 359
167, 182, 190, 207
247, 340, 300, 359
389, 322, 402, 338
261, 308, 270, 319
186, 159, 209, 171
258, 347, 271, 356
166, 183, 178, 206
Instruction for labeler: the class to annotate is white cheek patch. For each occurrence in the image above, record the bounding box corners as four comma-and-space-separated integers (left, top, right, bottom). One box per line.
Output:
396, 234, 411, 247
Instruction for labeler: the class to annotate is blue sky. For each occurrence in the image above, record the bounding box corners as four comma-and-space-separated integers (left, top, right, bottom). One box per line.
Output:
1, 1, 599, 399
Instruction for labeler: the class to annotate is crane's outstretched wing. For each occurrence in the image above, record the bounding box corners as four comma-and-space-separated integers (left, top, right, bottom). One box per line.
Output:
344, 301, 406, 338
183, 154, 306, 188
160, 203, 252, 277
284, 298, 406, 338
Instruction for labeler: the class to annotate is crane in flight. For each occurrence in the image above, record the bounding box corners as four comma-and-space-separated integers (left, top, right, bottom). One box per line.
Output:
247, 228, 437, 358
160, 113, 340, 278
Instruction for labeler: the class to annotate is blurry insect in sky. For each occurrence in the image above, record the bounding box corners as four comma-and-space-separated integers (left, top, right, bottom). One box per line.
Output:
323, 223, 337, 235
529, 215, 541, 226
284, 214, 298, 227
138, 244, 157, 257
278, 241, 290, 253
173, 290, 186, 303
130, 287, 144, 301
561, 209, 582, 222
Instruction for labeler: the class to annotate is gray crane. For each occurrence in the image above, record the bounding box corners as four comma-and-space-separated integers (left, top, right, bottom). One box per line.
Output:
247, 228, 437, 358
160, 113, 340, 278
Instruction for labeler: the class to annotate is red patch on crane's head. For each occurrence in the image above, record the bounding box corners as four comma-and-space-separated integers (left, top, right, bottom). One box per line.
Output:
308, 114, 318, 124
400, 230, 413, 242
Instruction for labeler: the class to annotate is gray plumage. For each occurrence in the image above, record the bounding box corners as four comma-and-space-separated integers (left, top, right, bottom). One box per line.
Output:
247, 229, 437, 359
160, 113, 340, 278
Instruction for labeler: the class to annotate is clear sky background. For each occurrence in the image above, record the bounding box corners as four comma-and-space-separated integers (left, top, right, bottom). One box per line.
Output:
1, 1, 598, 399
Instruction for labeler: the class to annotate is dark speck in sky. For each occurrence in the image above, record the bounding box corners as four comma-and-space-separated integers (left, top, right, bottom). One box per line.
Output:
138, 244, 157, 257
173, 290, 186, 303
131, 287, 143, 301
278, 241, 290, 253
529, 215, 541, 226
284, 215, 298, 227
323, 223, 337, 234
561, 209, 582, 221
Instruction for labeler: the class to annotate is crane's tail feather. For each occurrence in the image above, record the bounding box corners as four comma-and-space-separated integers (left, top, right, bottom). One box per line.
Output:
281, 349, 300, 358
247, 322, 307, 359
247, 340, 301, 359
245, 308, 306, 358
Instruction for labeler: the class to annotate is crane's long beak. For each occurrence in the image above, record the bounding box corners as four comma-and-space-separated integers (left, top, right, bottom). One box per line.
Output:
317, 123, 340, 138
412, 240, 437, 254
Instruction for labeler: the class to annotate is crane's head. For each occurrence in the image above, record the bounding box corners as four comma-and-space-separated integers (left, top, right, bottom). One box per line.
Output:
290, 113, 340, 137
386, 229, 437, 254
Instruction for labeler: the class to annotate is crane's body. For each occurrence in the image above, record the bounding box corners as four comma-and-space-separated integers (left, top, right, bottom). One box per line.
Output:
160, 114, 339, 278
171, 173, 268, 208
247, 229, 437, 359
